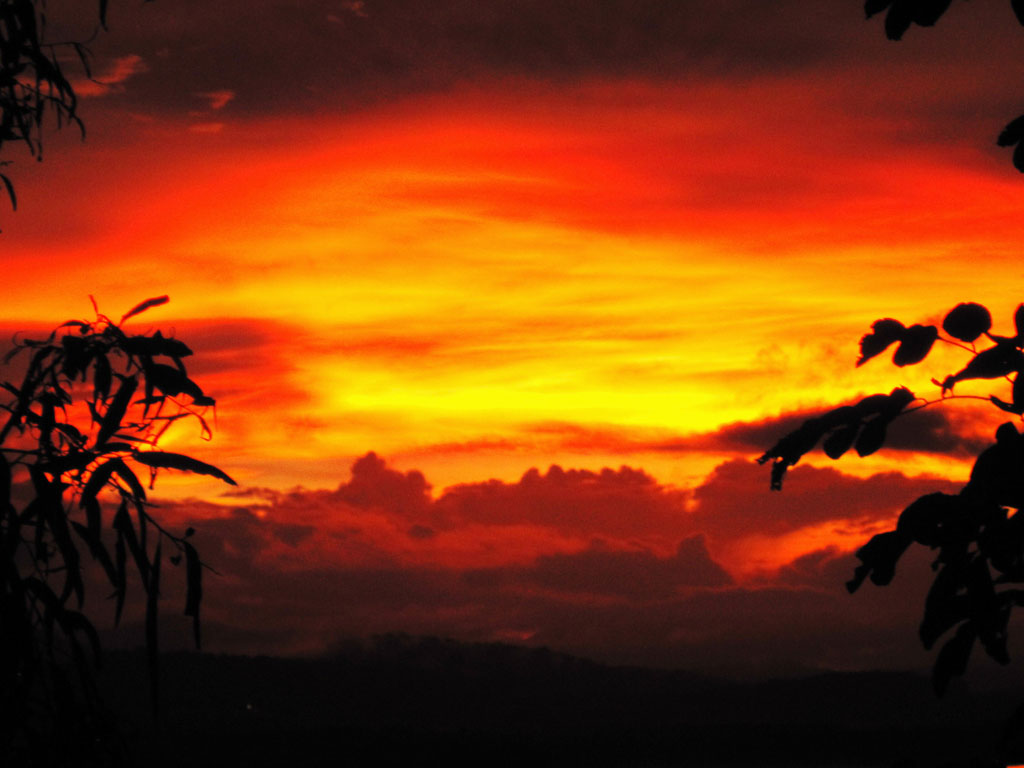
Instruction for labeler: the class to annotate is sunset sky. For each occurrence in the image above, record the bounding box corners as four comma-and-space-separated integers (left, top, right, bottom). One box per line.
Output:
5, 0, 1024, 678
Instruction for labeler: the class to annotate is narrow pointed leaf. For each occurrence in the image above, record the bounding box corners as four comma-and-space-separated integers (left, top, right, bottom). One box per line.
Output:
146, 539, 161, 719
184, 541, 202, 650
133, 452, 237, 486
120, 295, 169, 324
991, 395, 1024, 415
95, 376, 137, 448
113, 501, 149, 585
113, 529, 127, 626
0, 173, 15, 210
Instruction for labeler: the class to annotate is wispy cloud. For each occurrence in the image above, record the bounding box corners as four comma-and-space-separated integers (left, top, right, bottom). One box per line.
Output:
71, 54, 146, 97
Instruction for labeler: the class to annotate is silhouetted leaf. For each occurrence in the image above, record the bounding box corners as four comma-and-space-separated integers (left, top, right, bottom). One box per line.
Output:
897, 492, 962, 547
892, 324, 938, 366
0, 172, 16, 210
184, 541, 202, 650
912, 0, 952, 26
857, 318, 905, 366
95, 375, 137, 448
823, 423, 859, 459
80, 459, 118, 509
1014, 372, 1024, 411
999, 114, 1024, 147
1014, 140, 1024, 173
854, 418, 888, 457
146, 539, 161, 718
145, 362, 205, 401
949, 342, 1024, 387
123, 331, 193, 360
933, 622, 975, 696
758, 418, 826, 490
942, 302, 992, 342
1014, 0, 1024, 25
112, 459, 147, 502
120, 295, 169, 324
133, 451, 237, 486
884, 0, 914, 38
991, 395, 1023, 414
0, 451, 10, 512
64, 610, 102, 668
847, 530, 911, 592
113, 524, 127, 626
921, 561, 969, 650
53, 422, 83, 444
966, 557, 1010, 664
865, 0, 891, 18
113, 501, 149, 585
70, 519, 117, 586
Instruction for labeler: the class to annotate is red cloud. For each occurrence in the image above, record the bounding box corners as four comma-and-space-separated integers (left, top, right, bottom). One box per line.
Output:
111, 451, 983, 678
689, 458, 961, 541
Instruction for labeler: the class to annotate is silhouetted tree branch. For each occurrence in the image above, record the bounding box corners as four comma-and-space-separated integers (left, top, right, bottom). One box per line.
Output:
0, 296, 232, 766
761, 303, 1024, 766
0, 0, 130, 211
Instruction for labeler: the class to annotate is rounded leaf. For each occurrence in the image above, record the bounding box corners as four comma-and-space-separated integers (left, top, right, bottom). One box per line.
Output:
998, 114, 1024, 147
1014, 141, 1024, 173
855, 418, 888, 457
942, 302, 992, 343
857, 318, 905, 367
822, 423, 859, 460
892, 324, 938, 366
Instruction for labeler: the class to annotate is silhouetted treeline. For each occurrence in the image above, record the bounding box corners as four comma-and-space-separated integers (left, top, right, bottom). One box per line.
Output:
97, 634, 1017, 767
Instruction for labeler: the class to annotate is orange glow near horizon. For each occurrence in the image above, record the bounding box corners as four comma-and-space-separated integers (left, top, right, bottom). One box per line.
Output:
4, 75, 1022, 582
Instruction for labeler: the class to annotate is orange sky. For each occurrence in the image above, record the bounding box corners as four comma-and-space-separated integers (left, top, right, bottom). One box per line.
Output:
3, 0, 1024, 674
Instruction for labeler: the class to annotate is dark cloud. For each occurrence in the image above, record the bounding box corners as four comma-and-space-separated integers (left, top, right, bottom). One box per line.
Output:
485, 535, 732, 600
70, 0, 868, 118
333, 451, 432, 517
693, 402, 991, 460
689, 458, 961, 541
508, 400, 989, 466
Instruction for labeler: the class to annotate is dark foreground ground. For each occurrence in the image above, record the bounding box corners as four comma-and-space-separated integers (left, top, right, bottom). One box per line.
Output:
94, 635, 1023, 768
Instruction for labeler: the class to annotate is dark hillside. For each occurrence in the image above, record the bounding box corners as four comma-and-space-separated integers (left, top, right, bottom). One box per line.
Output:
95, 635, 1018, 767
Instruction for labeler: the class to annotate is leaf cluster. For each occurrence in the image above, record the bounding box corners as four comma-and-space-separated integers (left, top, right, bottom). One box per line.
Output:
762, 302, 1024, 697
0, 296, 234, 762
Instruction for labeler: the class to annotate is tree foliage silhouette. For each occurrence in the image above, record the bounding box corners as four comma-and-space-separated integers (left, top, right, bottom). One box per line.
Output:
0, 0, 122, 210
864, 0, 1024, 172
0, 296, 233, 765
760, 303, 1024, 700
